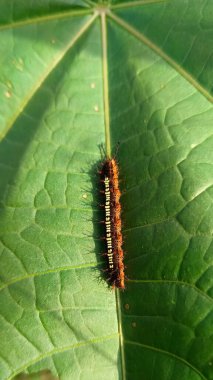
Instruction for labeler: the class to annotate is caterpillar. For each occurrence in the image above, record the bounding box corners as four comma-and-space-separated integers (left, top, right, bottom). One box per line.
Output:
99, 157, 125, 289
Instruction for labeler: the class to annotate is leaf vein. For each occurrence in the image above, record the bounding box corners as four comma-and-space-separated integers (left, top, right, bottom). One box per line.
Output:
7, 333, 119, 380
0, 262, 97, 291
127, 279, 212, 302
125, 340, 207, 380
108, 11, 213, 103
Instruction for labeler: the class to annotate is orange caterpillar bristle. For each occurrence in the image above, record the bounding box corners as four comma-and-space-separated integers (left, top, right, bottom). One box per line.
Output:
99, 157, 125, 289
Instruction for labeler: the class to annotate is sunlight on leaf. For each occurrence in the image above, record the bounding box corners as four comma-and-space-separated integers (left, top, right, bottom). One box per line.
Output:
0, 1, 212, 379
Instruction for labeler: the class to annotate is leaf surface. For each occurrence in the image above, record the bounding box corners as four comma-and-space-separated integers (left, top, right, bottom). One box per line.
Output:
0, 1, 212, 379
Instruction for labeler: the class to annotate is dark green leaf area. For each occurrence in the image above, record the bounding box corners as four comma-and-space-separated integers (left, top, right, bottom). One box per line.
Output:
0, 0, 89, 26
107, 17, 213, 380
122, 282, 212, 380
116, 0, 213, 95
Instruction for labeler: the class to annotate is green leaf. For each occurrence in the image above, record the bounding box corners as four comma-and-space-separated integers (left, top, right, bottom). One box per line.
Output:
0, 1, 212, 380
